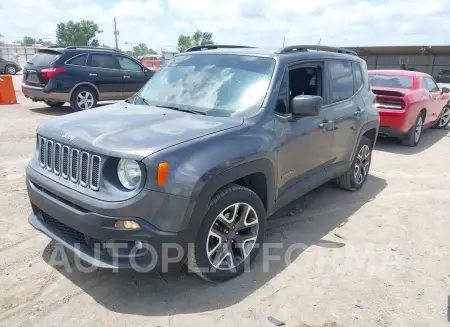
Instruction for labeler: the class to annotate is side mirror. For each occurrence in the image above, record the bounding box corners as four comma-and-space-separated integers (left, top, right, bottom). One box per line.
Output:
291, 95, 323, 117
441, 87, 449, 93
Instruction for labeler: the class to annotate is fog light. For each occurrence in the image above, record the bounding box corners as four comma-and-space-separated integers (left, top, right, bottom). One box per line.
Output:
114, 220, 141, 229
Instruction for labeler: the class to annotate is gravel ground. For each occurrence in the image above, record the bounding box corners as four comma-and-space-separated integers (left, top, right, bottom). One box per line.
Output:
1, 75, 450, 327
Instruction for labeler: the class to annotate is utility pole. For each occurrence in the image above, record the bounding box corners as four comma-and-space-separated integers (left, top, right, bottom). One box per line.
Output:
282, 36, 285, 47
113, 17, 119, 50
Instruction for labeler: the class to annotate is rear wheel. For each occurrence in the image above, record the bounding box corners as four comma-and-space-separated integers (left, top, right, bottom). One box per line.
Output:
336, 136, 372, 191
43, 100, 65, 107
402, 113, 424, 147
5, 65, 16, 75
188, 184, 266, 282
70, 87, 97, 111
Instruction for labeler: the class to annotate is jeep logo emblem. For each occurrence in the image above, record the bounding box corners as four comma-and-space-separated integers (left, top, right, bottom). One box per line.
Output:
62, 133, 76, 141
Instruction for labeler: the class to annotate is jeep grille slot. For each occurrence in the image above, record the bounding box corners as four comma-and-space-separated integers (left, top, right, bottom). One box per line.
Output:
80, 152, 89, 187
37, 136, 101, 191
90, 156, 101, 191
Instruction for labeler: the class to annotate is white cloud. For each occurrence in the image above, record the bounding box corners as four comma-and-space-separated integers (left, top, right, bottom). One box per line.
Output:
1, 0, 450, 50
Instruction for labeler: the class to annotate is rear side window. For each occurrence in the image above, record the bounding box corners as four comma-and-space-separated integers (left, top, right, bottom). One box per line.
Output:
117, 56, 142, 72
89, 54, 120, 69
67, 54, 87, 66
353, 62, 363, 92
329, 60, 354, 103
28, 51, 60, 66
424, 77, 440, 92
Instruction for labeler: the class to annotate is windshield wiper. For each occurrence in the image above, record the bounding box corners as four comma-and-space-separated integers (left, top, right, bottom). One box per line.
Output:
155, 105, 206, 115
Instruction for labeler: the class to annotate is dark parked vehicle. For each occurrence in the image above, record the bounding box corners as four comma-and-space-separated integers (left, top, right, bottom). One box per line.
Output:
27, 45, 379, 281
435, 70, 450, 83
0, 56, 22, 75
21, 46, 154, 111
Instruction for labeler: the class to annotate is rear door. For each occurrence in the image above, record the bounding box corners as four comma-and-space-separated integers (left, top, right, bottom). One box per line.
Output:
423, 76, 444, 124
0, 57, 6, 72
326, 59, 361, 169
23, 50, 62, 87
115, 55, 149, 97
86, 53, 124, 100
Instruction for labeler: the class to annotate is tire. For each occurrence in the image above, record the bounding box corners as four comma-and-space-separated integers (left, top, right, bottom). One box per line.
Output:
43, 100, 65, 107
402, 112, 424, 147
336, 136, 372, 192
433, 105, 450, 129
70, 86, 97, 111
5, 65, 17, 75
188, 184, 266, 282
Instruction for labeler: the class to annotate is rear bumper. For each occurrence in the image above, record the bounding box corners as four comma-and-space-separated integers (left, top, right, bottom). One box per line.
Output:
21, 84, 69, 102
378, 109, 410, 133
378, 126, 407, 139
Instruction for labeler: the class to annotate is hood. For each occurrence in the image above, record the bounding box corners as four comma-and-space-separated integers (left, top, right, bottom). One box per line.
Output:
37, 102, 243, 160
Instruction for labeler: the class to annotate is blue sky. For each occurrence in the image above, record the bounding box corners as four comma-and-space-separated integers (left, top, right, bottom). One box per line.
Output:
1, 0, 449, 51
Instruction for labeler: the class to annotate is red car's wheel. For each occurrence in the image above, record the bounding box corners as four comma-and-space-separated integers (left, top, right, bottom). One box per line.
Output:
402, 113, 424, 147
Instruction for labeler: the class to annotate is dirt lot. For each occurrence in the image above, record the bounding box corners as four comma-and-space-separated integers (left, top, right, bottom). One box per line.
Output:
1, 75, 450, 327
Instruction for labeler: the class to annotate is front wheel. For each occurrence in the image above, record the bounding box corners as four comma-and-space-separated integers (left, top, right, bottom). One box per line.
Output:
5, 65, 17, 75
188, 184, 266, 282
336, 136, 372, 191
43, 100, 65, 107
435, 105, 450, 129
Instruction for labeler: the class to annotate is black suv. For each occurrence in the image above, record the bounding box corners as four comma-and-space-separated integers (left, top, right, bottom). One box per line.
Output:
27, 45, 379, 281
436, 69, 450, 83
22, 46, 154, 111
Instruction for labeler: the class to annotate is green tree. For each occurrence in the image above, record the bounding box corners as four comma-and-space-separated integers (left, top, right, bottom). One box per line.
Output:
36, 38, 54, 46
177, 30, 214, 52
56, 20, 103, 46
22, 36, 37, 45
131, 43, 157, 56
90, 38, 100, 47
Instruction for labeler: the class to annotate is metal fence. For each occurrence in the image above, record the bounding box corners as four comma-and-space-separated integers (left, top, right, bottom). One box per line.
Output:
360, 54, 450, 77
0, 45, 41, 67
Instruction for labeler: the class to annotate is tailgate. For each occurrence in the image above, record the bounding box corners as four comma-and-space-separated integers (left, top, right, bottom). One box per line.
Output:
23, 50, 62, 87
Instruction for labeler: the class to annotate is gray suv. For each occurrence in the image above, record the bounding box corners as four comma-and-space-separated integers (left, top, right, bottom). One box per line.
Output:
26, 45, 379, 282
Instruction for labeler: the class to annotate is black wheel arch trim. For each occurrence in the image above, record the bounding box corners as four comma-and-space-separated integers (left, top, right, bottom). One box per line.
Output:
69, 82, 100, 100
182, 158, 276, 241
350, 120, 379, 163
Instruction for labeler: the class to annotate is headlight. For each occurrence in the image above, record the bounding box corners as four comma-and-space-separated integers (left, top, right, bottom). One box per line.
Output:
117, 159, 142, 190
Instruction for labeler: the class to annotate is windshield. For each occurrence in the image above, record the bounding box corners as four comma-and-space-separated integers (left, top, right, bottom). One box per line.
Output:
369, 74, 413, 89
138, 54, 275, 117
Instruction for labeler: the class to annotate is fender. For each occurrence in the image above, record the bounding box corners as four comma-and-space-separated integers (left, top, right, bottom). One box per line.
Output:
349, 119, 380, 164
68, 82, 100, 100
181, 158, 276, 241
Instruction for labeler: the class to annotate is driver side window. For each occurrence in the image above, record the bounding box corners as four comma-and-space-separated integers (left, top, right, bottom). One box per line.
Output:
424, 77, 439, 92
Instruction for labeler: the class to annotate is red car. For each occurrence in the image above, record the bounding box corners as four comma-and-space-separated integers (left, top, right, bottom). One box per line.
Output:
369, 70, 450, 146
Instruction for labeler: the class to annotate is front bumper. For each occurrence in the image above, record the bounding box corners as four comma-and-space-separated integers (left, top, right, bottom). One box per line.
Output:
21, 84, 69, 102
27, 171, 192, 271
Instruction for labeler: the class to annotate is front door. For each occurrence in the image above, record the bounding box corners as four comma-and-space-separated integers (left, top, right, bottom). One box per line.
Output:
275, 62, 335, 210
424, 76, 446, 123
86, 53, 125, 100
116, 55, 149, 97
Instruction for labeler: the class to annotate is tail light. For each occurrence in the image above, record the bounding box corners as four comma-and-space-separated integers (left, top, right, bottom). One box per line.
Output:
41, 68, 66, 79
375, 97, 405, 110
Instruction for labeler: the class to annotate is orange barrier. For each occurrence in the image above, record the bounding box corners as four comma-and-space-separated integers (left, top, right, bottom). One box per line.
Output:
0, 75, 17, 105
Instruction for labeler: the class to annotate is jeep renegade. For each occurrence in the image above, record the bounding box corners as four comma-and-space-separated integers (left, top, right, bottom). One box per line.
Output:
27, 45, 380, 282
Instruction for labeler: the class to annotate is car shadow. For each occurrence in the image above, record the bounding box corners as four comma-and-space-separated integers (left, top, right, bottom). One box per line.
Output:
375, 128, 449, 155
29, 102, 114, 116
42, 174, 387, 317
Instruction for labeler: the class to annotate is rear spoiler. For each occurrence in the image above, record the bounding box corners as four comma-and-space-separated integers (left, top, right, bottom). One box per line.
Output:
371, 89, 405, 97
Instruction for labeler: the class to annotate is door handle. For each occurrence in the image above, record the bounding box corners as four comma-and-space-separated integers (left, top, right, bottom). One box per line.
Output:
354, 108, 365, 116
319, 120, 334, 129
123, 76, 131, 79
89, 73, 97, 76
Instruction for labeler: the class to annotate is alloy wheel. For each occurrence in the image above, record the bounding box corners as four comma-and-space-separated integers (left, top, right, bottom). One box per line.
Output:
353, 145, 371, 185
206, 202, 259, 270
77, 91, 94, 110
438, 107, 450, 128
414, 116, 423, 143
6, 66, 16, 74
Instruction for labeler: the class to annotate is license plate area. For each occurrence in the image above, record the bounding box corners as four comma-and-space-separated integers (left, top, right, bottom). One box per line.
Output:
26, 72, 39, 84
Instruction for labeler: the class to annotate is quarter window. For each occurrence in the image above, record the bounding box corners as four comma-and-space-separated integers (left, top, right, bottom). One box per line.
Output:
424, 77, 440, 92
67, 54, 87, 66
329, 60, 354, 103
353, 62, 363, 92
117, 57, 142, 72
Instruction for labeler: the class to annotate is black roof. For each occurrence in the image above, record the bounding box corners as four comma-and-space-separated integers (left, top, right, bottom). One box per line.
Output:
41, 46, 120, 53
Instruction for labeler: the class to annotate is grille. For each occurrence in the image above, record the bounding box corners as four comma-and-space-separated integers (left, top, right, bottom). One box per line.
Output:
42, 212, 87, 244
37, 136, 101, 191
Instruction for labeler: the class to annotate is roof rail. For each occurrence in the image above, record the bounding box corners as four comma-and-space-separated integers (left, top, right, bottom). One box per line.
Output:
185, 45, 256, 52
65, 46, 121, 52
278, 45, 358, 56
